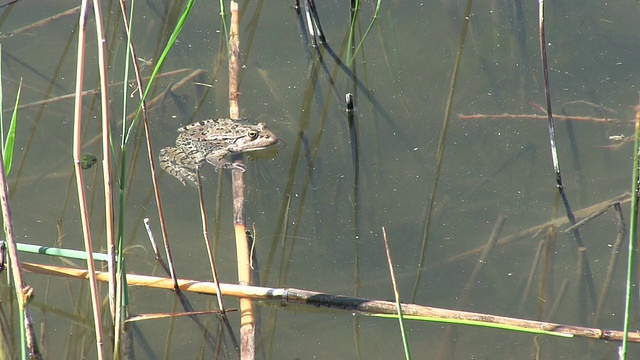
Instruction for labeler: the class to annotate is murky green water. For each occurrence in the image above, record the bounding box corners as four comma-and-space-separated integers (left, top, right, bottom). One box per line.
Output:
0, 1, 639, 358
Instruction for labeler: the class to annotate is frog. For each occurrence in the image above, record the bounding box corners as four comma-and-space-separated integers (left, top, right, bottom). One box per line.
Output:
159, 118, 278, 185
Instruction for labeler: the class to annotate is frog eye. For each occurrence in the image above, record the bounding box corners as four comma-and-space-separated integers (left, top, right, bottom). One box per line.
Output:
248, 129, 259, 139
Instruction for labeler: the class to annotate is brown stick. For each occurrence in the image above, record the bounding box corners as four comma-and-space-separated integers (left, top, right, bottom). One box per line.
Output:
21, 262, 640, 343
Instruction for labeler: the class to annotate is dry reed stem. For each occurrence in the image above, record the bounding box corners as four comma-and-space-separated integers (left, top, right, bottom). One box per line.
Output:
72, 1, 104, 358
91, 0, 115, 318
228, 1, 255, 358
20, 262, 640, 343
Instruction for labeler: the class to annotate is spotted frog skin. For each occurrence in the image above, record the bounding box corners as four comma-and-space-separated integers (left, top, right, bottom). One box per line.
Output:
159, 118, 278, 185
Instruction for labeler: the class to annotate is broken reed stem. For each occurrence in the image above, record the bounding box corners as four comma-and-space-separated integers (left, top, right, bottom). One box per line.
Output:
21, 261, 640, 343
143, 218, 171, 275
227, 1, 255, 359
72, 1, 104, 359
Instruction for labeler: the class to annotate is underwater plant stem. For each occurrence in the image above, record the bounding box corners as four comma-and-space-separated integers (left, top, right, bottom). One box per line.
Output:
412, 0, 474, 302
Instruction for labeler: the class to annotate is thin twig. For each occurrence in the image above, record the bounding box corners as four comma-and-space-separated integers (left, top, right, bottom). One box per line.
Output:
381, 227, 411, 359
458, 113, 627, 123
195, 169, 227, 315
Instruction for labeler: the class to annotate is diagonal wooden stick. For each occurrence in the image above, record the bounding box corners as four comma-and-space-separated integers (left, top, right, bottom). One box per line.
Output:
21, 261, 640, 344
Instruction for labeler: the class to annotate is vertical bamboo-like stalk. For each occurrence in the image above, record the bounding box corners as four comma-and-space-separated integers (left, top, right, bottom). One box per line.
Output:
72, 1, 104, 359
228, 1, 255, 359
91, 0, 115, 318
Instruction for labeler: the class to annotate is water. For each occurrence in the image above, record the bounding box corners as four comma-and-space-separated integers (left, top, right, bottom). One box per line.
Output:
0, 0, 638, 358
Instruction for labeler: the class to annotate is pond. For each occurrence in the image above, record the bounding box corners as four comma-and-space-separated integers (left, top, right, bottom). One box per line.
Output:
0, 1, 638, 358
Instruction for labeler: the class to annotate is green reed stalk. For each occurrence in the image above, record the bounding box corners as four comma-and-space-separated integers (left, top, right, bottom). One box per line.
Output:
0, 44, 18, 176
345, 0, 359, 66
351, 0, 381, 65
4, 80, 19, 176
620, 100, 640, 357
124, 0, 195, 143
0, 43, 28, 360
113, 0, 137, 355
